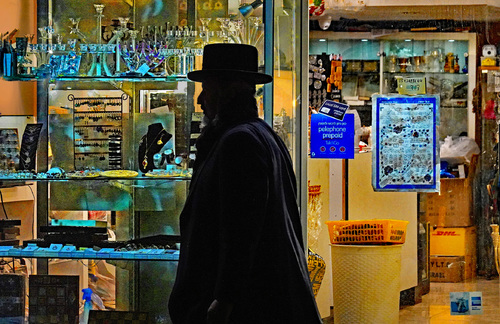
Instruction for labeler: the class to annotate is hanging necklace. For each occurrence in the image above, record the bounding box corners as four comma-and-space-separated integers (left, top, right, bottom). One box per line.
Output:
142, 129, 167, 168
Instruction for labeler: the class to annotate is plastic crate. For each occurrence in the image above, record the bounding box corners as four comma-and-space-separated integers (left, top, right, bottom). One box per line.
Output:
326, 219, 408, 245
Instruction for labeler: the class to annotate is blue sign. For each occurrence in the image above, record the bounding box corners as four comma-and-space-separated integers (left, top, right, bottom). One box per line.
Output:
310, 113, 354, 159
318, 100, 350, 121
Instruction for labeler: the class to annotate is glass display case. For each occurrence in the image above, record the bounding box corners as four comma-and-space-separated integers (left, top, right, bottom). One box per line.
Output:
309, 31, 477, 140
0, 0, 308, 323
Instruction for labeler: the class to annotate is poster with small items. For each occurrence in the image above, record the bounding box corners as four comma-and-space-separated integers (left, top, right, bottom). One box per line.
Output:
372, 95, 440, 192
0, 128, 20, 170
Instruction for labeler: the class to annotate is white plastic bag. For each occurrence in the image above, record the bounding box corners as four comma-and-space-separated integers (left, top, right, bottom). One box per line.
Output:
440, 136, 479, 164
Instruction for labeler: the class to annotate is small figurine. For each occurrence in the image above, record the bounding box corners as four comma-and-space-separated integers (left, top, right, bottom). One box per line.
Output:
454, 55, 460, 73
444, 53, 454, 73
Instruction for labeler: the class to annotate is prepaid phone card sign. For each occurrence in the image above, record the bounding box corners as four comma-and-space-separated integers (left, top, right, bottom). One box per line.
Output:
450, 292, 483, 315
372, 95, 439, 192
318, 100, 350, 121
310, 113, 354, 159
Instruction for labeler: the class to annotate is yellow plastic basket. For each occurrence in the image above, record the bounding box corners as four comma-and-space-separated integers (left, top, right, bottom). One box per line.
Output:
326, 219, 409, 245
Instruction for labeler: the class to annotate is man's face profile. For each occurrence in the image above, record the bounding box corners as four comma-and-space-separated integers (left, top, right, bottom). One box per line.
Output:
198, 81, 218, 121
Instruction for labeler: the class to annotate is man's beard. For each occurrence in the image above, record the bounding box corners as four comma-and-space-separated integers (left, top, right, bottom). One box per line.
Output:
200, 114, 211, 130
200, 114, 218, 130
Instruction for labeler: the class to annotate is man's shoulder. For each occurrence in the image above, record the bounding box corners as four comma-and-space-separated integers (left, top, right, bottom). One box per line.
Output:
223, 119, 269, 137
219, 119, 270, 147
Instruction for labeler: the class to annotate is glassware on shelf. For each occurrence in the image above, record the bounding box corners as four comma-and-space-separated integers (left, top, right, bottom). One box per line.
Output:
69, 18, 87, 43
228, 18, 244, 44
397, 57, 410, 73
430, 48, 444, 72
421, 51, 430, 72
85, 4, 114, 77
215, 16, 263, 47
216, 18, 231, 43
199, 18, 213, 45
247, 16, 264, 47
16, 10, 205, 79
120, 36, 166, 77
387, 54, 398, 73
15, 36, 32, 76
413, 56, 424, 72
94, 4, 105, 44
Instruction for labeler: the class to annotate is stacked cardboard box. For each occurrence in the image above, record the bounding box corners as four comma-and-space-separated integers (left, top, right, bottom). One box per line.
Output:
423, 156, 477, 282
430, 256, 465, 282
429, 227, 477, 281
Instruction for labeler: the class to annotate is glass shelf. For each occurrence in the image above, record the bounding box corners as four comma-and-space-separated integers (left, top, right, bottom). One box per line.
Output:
383, 72, 469, 75
343, 72, 380, 75
3, 75, 191, 82
0, 247, 179, 261
0, 175, 192, 182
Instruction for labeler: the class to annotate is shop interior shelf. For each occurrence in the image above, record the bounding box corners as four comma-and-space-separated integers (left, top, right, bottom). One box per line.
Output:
0, 176, 192, 182
2, 75, 190, 82
0, 246, 180, 261
383, 71, 469, 75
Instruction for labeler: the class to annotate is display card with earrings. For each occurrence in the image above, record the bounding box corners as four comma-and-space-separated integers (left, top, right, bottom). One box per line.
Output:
69, 94, 127, 170
0, 128, 21, 170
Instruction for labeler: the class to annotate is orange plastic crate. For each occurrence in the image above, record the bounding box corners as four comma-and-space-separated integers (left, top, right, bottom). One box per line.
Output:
326, 219, 408, 244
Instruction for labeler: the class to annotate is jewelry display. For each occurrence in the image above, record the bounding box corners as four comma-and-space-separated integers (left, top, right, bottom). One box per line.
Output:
138, 123, 173, 173
69, 94, 128, 170
0, 129, 20, 171
19, 124, 43, 171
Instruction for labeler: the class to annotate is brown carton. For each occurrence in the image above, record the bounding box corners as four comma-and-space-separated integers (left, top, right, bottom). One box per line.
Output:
430, 226, 476, 257
430, 256, 465, 282
422, 155, 477, 227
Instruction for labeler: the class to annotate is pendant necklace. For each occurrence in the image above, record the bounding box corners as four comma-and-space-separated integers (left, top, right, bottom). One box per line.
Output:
142, 129, 167, 168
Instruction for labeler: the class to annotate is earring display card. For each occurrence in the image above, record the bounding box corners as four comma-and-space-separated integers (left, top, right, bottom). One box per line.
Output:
28, 275, 79, 324
19, 124, 43, 171
0, 128, 20, 170
71, 96, 124, 171
0, 274, 26, 320
89, 310, 150, 323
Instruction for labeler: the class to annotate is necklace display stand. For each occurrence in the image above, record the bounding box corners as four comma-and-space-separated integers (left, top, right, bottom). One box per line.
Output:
138, 123, 172, 173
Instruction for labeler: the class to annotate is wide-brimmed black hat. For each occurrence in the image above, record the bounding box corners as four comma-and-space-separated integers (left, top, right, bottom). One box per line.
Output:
187, 43, 273, 84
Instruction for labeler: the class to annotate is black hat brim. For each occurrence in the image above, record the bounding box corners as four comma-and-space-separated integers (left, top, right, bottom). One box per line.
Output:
187, 69, 273, 84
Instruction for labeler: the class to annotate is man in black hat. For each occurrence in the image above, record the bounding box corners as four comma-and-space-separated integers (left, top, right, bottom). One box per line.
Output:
168, 43, 322, 324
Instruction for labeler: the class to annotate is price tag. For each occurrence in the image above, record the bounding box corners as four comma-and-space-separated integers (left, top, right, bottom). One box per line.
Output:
136, 63, 150, 76
49, 244, 63, 252
396, 77, 426, 95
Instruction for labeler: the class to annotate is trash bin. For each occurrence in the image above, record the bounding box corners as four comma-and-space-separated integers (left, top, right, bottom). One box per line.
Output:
331, 244, 402, 324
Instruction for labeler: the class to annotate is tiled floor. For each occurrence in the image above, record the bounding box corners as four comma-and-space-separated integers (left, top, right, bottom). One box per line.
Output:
399, 277, 500, 323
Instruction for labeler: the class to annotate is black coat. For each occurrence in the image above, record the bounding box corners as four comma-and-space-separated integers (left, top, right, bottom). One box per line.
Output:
169, 118, 322, 324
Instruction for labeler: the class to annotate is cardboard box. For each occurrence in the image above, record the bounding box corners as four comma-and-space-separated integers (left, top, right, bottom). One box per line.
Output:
430, 226, 476, 256
430, 256, 465, 282
422, 155, 477, 227
423, 178, 473, 227
430, 255, 476, 282
463, 254, 477, 280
